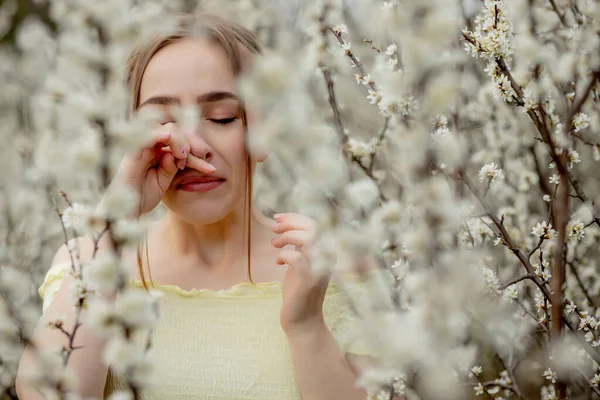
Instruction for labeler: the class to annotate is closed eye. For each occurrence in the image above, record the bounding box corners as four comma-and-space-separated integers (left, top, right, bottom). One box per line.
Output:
209, 118, 237, 125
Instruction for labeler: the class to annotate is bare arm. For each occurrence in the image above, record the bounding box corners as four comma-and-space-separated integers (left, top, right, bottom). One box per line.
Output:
285, 321, 368, 400
16, 237, 111, 399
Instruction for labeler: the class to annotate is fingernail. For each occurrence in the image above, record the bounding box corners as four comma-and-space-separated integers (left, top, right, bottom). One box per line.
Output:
272, 222, 280, 229
179, 159, 187, 170
181, 149, 187, 157
274, 214, 283, 221
207, 164, 216, 172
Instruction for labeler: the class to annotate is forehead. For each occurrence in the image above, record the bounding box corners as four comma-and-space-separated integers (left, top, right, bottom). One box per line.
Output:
139, 38, 237, 105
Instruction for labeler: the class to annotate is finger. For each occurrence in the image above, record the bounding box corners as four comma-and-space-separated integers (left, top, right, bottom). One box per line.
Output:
162, 122, 190, 160
271, 230, 312, 249
275, 249, 307, 268
141, 127, 172, 150
272, 213, 316, 233
155, 151, 179, 190
185, 153, 217, 174
129, 129, 171, 165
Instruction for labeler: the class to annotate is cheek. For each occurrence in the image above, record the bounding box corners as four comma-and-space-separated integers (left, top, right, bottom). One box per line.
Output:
213, 132, 247, 174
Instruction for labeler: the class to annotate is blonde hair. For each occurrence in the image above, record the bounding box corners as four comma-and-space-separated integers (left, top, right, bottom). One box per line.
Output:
126, 12, 261, 288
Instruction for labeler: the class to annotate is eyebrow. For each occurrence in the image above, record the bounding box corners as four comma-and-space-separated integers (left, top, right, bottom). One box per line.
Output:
139, 91, 239, 108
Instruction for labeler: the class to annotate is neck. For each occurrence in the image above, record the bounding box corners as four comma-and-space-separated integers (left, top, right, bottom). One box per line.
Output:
158, 203, 273, 274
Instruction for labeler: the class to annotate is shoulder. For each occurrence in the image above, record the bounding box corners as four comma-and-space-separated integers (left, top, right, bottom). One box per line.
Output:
51, 234, 109, 266
40, 234, 115, 308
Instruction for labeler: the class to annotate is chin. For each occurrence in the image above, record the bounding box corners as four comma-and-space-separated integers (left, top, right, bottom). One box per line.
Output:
163, 197, 235, 225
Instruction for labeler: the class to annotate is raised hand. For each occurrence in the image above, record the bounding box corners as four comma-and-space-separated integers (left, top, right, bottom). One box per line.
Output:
110, 122, 216, 218
271, 213, 331, 333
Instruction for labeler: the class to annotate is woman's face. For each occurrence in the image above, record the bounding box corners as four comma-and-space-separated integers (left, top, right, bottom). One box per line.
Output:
138, 38, 255, 223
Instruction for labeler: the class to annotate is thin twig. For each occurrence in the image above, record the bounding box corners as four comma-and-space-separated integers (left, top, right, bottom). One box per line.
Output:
321, 69, 348, 149
567, 260, 597, 308
548, 0, 568, 27
363, 39, 381, 53
457, 170, 600, 365
564, 70, 600, 135
50, 193, 76, 274
499, 274, 535, 290
329, 28, 378, 93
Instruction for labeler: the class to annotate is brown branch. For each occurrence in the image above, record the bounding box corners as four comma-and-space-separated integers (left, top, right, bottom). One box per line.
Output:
368, 117, 391, 173
551, 166, 570, 399
321, 69, 348, 149
499, 274, 535, 290
493, 354, 525, 399
567, 260, 597, 308
515, 299, 550, 334
572, 131, 599, 147
564, 70, 600, 135
548, 0, 568, 27
530, 146, 552, 196
329, 28, 378, 93
50, 192, 76, 274
584, 217, 600, 229
458, 171, 550, 296
458, 170, 600, 366
497, 60, 600, 230
363, 38, 381, 53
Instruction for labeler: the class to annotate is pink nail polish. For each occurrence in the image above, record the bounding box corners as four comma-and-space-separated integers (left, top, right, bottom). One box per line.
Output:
181, 149, 187, 157
272, 222, 280, 229
274, 214, 283, 221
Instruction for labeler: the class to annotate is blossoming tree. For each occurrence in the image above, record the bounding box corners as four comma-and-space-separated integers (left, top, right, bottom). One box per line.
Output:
0, 0, 599, 399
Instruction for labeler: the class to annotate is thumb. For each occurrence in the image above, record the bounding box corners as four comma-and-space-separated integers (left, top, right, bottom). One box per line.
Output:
155, 151, 180, 191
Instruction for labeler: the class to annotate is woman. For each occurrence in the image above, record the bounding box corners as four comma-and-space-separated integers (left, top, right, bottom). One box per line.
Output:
16, 12, 374, 400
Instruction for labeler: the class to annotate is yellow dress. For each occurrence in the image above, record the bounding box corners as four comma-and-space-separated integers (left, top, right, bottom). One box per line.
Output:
39, 263, 374, 399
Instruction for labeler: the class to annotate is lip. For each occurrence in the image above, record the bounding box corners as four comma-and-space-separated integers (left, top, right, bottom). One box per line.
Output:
178, 180, 225, 192
175, 173, 226, 192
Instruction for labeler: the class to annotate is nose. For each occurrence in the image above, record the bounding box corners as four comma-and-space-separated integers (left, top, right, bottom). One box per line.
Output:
184, 125, 214, 162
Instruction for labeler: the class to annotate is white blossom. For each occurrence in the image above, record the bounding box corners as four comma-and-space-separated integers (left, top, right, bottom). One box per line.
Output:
83, 254, 128, 293
469, 365, 483, 377
107, 391, 134, 400
478, 162, 505, 185
543, 368, 557, 384
482, 267, 500, 293
367, 89, 381, 104
541, 385, 557, 400
503, 285, 518, 300
463, 0, 513, 60
566, 219, 585, 243
593, 145, 600, 161
572, 112, 590, 132
332, 24, 348, 35
103, 336, 145, 375
85, 298, 119, 337
114, 289, 159, 330
341, 41, 352, 55
474, 382, 484, 395
567, 148, 581, 169
531, 221, 557, 239
61, 203, 102, 234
